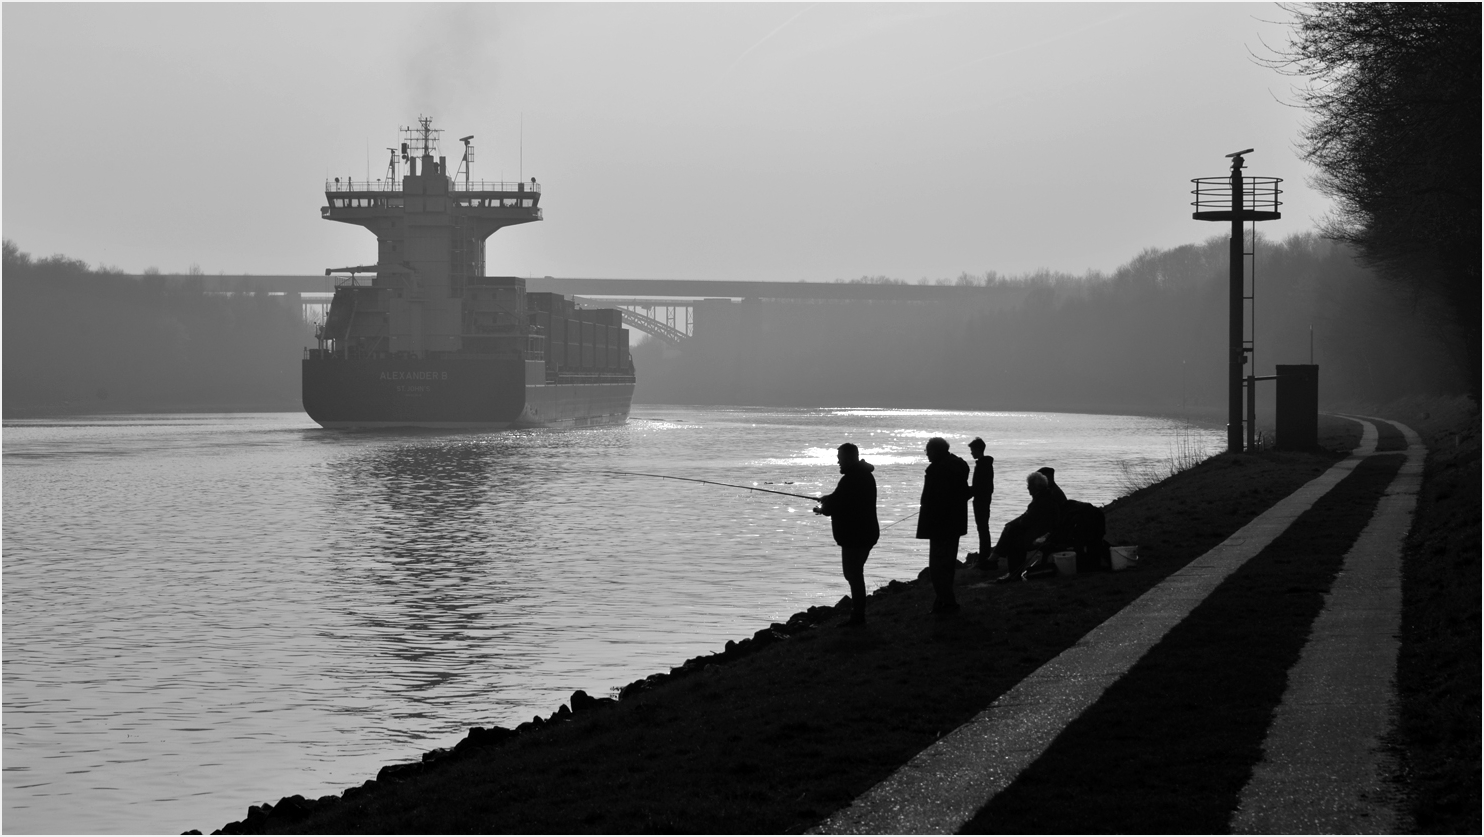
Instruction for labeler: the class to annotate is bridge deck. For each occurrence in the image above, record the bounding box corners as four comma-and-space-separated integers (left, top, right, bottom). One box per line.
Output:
163, 275, 1018, 303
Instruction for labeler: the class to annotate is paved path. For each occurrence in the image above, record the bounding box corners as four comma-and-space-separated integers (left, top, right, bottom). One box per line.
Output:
813, 419, 1413, 834
1230, 419, 1424, 833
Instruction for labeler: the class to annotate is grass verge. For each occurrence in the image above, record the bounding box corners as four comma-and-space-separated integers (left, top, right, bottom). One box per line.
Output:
1388, 397, 1480, 833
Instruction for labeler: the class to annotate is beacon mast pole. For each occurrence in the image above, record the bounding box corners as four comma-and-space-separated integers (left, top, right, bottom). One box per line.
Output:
1228, 152, 1246, 453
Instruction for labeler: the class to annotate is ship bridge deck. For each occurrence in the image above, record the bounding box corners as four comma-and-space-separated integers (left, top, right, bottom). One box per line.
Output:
325, 179, 540, 195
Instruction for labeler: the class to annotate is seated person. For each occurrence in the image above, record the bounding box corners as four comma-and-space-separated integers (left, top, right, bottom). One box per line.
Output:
990, 470, 1063, 582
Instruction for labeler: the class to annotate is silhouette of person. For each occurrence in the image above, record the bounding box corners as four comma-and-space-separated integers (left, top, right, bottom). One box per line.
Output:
968, 437, 995, 568
991, 470, 1064, 583
1033, 467, 1110, 570
814, 443, 879, 625
1037, 466, 1069, 508
916, 437, 972, 613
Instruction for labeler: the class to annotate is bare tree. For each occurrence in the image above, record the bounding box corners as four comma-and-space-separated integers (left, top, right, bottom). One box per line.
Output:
1264, 3, 1481, 395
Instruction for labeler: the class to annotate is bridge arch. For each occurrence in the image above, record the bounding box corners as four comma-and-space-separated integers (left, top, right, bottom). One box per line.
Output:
613, 307, 689, 347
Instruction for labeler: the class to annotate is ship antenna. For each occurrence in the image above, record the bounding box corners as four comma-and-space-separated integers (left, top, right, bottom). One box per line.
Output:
418, 115, 435, 157
519, 112, 524, 182
458, 135, 475, 187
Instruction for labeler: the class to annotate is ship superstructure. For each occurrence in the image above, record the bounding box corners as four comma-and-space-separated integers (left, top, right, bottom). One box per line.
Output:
302, 117, 634, 429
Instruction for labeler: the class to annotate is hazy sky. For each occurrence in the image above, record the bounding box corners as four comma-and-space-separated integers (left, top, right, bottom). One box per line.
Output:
4, 3, 1326, 281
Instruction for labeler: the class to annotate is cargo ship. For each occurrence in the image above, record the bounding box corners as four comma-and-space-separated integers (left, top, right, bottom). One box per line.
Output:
303, 117, 635, 429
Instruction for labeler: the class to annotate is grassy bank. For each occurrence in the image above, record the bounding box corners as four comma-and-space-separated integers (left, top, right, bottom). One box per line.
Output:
1386, 397, 1481, 833
201, 407, 1476, 834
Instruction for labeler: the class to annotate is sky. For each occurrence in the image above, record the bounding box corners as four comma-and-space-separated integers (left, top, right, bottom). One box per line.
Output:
3, 3, 1328, 281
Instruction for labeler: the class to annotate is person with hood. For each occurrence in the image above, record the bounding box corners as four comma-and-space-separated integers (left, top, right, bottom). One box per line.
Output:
990, 469, 1065, 583
968, 437, 995, 568
1037, 466, 1069, 509
814, 442, 879, 625
916, 436, 972, 614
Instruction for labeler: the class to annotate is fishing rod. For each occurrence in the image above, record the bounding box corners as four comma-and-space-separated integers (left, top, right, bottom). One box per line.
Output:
880, 511, 919, 531
607, 469, 920, 531
603, 470, 819, 501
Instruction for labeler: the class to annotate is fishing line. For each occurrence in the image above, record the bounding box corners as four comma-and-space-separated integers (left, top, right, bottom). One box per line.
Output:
603, 470, 819, 501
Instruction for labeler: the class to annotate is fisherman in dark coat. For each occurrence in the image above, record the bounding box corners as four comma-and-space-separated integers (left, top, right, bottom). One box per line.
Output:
814, 443, 879, 625
1037, 466, 1069, 510
991, 470, 1065, 582
916, 437, 972, 613
968, 437, 995, 568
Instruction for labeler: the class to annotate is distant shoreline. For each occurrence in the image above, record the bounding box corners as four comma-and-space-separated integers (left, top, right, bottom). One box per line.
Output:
2, 401, 305, 420
5, 400, 1229, 426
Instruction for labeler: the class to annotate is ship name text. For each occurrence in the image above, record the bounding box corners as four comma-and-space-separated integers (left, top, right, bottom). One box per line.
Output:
380, 371, 450, 381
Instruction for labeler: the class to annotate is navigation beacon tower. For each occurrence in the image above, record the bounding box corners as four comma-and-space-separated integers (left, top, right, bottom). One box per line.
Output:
1191, 149, 1283, 453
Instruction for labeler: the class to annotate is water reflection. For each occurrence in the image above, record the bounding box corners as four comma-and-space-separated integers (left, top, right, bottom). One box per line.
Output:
2, 409, 1221, 835
316, 437, 555, 726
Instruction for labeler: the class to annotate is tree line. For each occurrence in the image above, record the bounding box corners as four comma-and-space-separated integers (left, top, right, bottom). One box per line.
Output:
632, 232, 1464, 416
3, 241, 313, 415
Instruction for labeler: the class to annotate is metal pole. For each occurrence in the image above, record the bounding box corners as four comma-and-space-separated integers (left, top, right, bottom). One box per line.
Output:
1228, 160, 1245, 453
1247, 374, 1257, 450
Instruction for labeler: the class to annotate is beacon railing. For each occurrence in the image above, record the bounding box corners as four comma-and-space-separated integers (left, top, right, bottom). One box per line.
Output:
324, 180, 542, 194
1190, 176, 1283, 219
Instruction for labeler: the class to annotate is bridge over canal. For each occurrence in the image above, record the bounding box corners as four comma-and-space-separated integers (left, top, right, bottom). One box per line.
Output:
188, 276, 1022, 348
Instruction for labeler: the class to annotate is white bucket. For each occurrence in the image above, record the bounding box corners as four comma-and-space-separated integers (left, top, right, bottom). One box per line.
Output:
1110, 545, 1139, 571
1051, 550, 1078, 575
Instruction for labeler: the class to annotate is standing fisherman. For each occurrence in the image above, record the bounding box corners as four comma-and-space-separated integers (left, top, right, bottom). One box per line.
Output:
968, 437, 995, 570
814, 443, 879, 625
917, 437, 972, 614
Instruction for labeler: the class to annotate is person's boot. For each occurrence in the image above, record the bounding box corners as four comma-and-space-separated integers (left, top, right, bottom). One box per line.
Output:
985, 549, 1010, 580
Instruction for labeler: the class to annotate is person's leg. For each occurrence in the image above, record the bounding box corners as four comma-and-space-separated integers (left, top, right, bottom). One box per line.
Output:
973, 498, 991, 557
841, 546, 869, 623
993, 516, 1032, 579
929, 537, 960, 611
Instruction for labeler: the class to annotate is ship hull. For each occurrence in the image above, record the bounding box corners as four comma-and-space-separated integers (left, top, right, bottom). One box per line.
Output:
302, 356, 632, 429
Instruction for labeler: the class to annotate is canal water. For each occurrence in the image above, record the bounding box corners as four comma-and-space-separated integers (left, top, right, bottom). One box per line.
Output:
2, 406, 1220, 834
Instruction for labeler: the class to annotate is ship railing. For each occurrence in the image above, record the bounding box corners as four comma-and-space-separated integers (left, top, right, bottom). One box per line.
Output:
553, 371, 638, 385
325, 179, 541, 193
326, 180, 401, 193
452, 180, 541, 194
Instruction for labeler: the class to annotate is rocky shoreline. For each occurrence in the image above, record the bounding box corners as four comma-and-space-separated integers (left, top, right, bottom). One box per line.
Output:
199, 599, 861, 834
